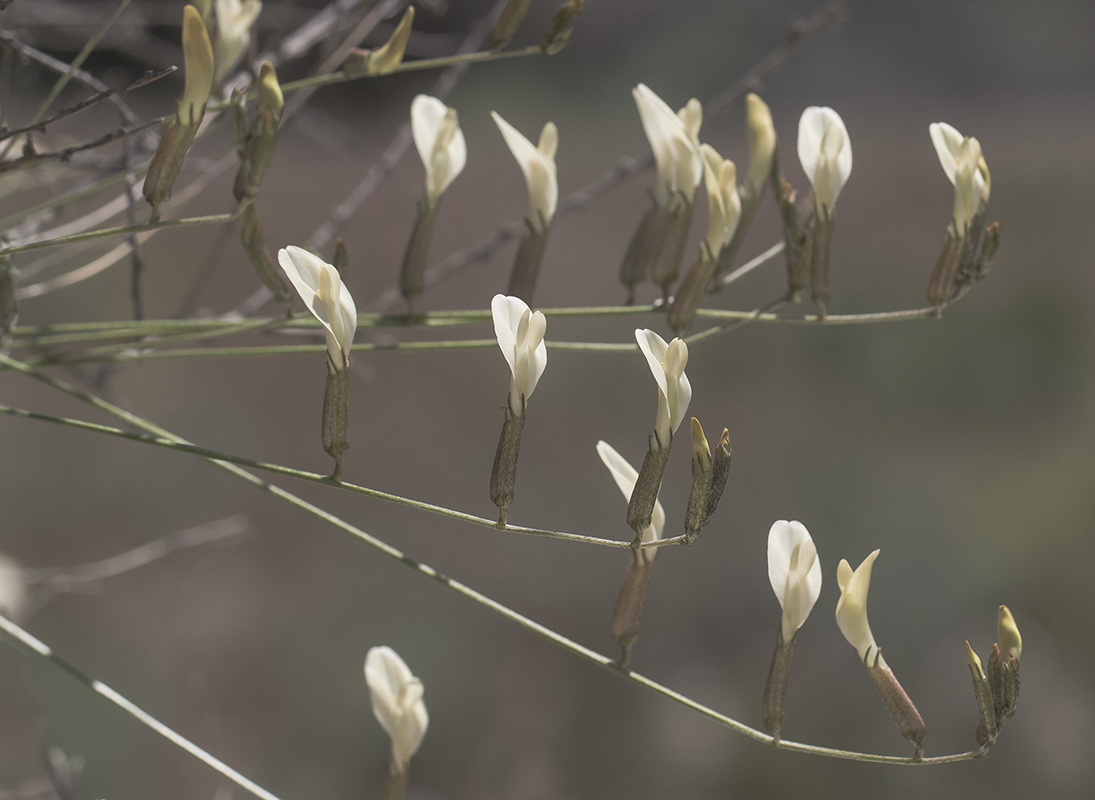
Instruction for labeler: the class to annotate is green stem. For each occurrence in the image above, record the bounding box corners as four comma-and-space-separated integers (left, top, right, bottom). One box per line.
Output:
0, 352, 990, 766
0, 614, 285, 800
1, 212, 239, 258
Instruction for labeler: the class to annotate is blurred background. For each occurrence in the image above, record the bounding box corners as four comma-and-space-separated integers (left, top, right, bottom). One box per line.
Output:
1, 0, 1093, 798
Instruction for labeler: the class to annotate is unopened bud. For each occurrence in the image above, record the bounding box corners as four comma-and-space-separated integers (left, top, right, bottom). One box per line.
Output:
0, 254, 16, 333
651, 200, 694, 302
976, 222, 1000, 279
618, 203, 671, 304
400, 201, 439, 313
744, 94, 776, 198
506, 224, 550, 306
668, 247, 716, 333
927, 233, 965, 311
810, 209, 834, 319
491, 0, 531, 52
997, 605, 1021, 662
966, 640, 997, 745
333, 238, 348, 280
234, 62, 283, 202
322, 366, 350, 481
626, 442, 671, 543
541, 0, 583, 55
344, 6, 414, 77
610, 556, 655, 668
866, 651, 927, 759
762, 626, 797, 744
704, 428, 731, 524
144, 5, 214, 216
490, 405, 526, 527
241, 204, 291, 304
682, 418, 712, 544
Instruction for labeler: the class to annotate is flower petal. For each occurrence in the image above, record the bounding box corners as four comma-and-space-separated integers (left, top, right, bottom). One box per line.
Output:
635, 328, 670, 399
491, 111, 558, 229
491, 294, 527, 379
928, 121, 963, 185
596, 440, 639, 501
797, 106, 852, 206
767, 520, 811, 607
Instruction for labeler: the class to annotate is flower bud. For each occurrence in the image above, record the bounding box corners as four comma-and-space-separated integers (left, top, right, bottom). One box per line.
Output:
344, 6, 414, 77
966, 640, 997, 745
233, 61, 283, 202
240, 204, 290, 303
682, 418, 712, 544
0, 254, 16, 334
744, 93, 776, 199
541, 0, 583, 54
703, 428, 731, 525
491, 0, 531, 52
997, 604, 1021, 662
975, 221, 1000, 279
144, 6, 214, 217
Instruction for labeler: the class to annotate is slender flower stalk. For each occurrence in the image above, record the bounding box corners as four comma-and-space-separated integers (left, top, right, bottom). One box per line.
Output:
597, 440, 665, 667
669, 144, 740, 332
365, 646, 428, 800
762, 520, 822, 743
797, 106, 852, 318
715, 93, 777, 282
277, 246, 358, 480
400, 95, 467, 311
836, 550, 927, 758
143, 5, 214, 218
927, 122, 992, 309
491, 112, 558, 304
619, 84, 703, 302
489, 295, 548, 526
212, 0, 262, 86
626, 330, 690, 541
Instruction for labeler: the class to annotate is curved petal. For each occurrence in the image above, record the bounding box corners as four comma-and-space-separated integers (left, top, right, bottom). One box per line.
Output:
635, 328, 670, 399
634, 84, 700, 206
524, 310, 548, 398
672, 371, 692, 434
798, 107, 852, 206
834, 550, 883, 664
279, 246, 354, 368
411, 95, 447, 171
596, 440, 639, 501
491, 294, 526, 378
928, 121, 963, 185
782, 537, 820, 638
491, 112, 557, 230
767, 520, 811, 607
392, 698, 429, 770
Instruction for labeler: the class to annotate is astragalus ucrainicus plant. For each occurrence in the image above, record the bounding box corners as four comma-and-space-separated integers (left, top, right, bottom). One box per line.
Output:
1, 0, 1042, 798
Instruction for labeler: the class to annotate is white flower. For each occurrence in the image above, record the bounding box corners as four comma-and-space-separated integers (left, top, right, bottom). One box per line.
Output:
835, 549, 886, 667
0, 554, 28, 622
632, 84, 703, 209
277, 246, 357, 371
411, 95, 467, 208
767, 521, 822, 642
213, 0, 262, 85
491, 112, 558, 233
797, 106, 852, 213
492, 294, 547, 416
700, 144, 741, 257
365, 646, 428, 772
635, 329, 691, 450
596, 441, 665, 564
929, 123, 987, 235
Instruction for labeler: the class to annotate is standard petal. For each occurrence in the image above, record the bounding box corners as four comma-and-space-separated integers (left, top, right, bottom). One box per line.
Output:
596, 440, 640, 501
635, 328, 670, 399
767, 520, 811, 607
524, 310, 548, 398
835, 550, 882, 663
796, 106, 827, 185
492, 111, 557, 228
928, 121, 963, 185
491, 294, 526, 378
411, 95, 447, 170
798, 107, 851, 203
634, 84, 695, 205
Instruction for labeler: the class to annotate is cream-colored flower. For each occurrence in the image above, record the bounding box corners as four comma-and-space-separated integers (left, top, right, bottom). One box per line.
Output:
491, 112, 558, 233
213, 0, 262, 86
365, 646, 428, 772
0, 554, 28, 623
633, 84, 703, 209
929, 122, 989, 208
492, 294, 547, 416
797, 106, 852, 213
744, 93, 776, 195
411, 95, 467, 208
596, 441, 665, 564
767, 521, 822, 642
699, 144, 741, 257
635, 329, 691, 450
277, 246, 357, 371
180, 4, 215, 125
998, 604, 1021, 661
835, 550, 886, 667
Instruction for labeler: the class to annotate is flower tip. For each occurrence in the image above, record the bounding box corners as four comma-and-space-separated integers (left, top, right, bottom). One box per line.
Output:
997, 605, 1022, 661
965, 640, 984, 674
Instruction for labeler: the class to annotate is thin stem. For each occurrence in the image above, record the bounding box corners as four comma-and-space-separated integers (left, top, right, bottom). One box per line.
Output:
1, 212, 240, 258
0, 403, 666, 552
0, 354, 991, 766
0, 615, 286, 800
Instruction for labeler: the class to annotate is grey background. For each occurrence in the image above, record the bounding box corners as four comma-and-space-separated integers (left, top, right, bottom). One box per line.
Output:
1, 1, 1093, 798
